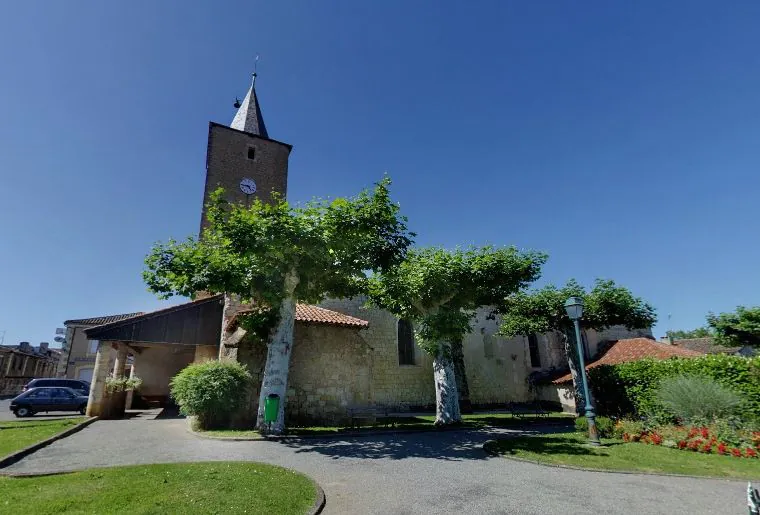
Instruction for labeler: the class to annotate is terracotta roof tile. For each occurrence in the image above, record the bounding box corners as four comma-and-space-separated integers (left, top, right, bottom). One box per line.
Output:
295, 304, 369, 328
552, 338, 702, 384
228, 303, 369, 331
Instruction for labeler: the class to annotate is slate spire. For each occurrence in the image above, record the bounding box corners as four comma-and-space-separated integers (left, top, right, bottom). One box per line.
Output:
230, 72, 269, 138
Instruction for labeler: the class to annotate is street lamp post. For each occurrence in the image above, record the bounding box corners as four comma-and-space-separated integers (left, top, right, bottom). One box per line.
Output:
564, 296, 601, 446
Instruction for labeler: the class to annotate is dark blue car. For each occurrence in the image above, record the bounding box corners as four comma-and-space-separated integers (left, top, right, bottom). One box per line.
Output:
10, 387, 89, 417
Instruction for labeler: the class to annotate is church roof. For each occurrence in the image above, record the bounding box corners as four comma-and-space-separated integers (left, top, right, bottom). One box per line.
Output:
230, 74, 268, 138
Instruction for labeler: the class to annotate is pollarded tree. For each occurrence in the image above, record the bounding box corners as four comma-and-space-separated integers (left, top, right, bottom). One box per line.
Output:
143, 178, 413, 434
707, 306, 760, 349
498, 279, 656, 411
367, 247, 546, 425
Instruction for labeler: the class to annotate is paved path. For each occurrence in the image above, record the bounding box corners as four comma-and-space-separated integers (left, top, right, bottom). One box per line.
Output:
4, 417, 753, 514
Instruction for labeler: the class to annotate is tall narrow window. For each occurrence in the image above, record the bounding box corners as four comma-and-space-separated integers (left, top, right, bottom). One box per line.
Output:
88, 340, 100, 355
397, 319, 415, 365
528, 333, 541, 368
247, 147, 256, 160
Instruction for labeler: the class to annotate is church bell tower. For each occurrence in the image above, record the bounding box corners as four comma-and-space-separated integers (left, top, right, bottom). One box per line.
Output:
200, 72, 292, 233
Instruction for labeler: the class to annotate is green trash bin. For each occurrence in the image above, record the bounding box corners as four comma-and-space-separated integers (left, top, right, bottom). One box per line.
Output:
264, 393, 280, 423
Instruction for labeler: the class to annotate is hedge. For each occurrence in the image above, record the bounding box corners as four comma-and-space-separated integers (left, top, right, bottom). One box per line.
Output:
588, 354, 760, 421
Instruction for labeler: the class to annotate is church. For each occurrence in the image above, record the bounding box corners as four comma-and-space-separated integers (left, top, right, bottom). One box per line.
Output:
78, 73, 650, 423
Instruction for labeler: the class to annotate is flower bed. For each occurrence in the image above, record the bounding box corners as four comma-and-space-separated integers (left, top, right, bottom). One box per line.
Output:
618, 421, 760, 459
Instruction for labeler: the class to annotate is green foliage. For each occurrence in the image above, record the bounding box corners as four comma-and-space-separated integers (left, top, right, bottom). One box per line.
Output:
367, 246, 546, 355
143, 178, 414, 336
499, 279, 657, 337
170, 360, 252, 429
667, 327, 713, 340
105, 376, 143, 394
588, 355, 760, 421
707, 305, 760, 348
575, 416, 614, 438
612, 419, 645, 439
656, 375, 742, 424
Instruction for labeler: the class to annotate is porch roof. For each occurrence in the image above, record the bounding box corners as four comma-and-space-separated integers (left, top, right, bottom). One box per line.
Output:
84, 295, 370, 345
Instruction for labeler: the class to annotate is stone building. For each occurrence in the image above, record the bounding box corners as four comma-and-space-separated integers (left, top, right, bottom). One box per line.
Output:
76, 73, 649, 422
0, 342, 60, 396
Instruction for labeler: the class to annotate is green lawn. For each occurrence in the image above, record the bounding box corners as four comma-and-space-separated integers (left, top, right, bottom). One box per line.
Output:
0, 418, 87, 457
0, 462, 316, 515
201, 412, 573, 438
485, 432, 760, 479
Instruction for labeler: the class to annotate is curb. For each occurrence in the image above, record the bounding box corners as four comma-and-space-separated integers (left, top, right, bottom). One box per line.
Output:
0, 417, 99, 469
309, 479, 326, 515
188, 419, 573, 442
482, 439, 756, 483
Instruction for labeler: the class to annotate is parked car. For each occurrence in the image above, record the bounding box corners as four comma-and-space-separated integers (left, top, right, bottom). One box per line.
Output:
10, 387, 89, 417
24, 378, 90, 396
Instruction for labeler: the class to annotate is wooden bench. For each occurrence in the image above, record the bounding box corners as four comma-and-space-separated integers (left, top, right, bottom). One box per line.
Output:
506, 401, 549, 419
346, 405, 396, 428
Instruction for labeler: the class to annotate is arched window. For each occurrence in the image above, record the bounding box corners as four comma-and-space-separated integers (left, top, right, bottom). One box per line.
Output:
397, 319, 415, 365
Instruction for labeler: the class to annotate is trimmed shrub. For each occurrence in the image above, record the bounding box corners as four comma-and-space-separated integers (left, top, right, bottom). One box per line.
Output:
656, 375, 742, 424
575, 416, 614, 438
588, 355, 760, 421
170, 360, 252, 429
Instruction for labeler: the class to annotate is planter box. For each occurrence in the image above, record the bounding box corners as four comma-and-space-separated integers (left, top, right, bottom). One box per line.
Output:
100, 390, 127, 419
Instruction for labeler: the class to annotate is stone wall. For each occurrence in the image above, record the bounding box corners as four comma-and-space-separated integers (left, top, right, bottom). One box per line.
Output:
286, 324, 372, 425
201, 124, 291, 231
319, 297, 435, 410
133, 345, 195, 397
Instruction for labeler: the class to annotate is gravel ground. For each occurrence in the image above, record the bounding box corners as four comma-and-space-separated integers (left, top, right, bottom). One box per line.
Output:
3, 417, 753, 514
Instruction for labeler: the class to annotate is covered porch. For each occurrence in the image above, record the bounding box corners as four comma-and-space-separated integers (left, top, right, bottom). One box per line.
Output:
83, 296, 223, 418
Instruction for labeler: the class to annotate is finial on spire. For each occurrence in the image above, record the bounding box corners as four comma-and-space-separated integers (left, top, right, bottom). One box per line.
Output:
252, 54, 260, 85
230, 54, 269, 138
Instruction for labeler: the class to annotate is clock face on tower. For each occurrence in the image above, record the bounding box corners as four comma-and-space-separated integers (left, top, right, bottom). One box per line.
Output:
239, 178, 257, 195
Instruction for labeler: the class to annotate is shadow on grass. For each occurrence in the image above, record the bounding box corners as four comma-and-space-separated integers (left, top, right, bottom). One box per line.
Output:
491, 434, 622, 458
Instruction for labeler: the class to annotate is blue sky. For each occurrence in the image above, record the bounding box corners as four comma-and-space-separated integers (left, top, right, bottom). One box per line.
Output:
1, 1, 758, 347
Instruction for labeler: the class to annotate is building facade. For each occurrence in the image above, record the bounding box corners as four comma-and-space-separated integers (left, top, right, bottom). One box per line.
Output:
74, 73, 649, 423
0, 342, 61, 396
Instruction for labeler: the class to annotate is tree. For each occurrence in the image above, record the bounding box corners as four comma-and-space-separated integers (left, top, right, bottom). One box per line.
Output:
367, 246, 546, 425
144, 178, 413, 434
707, 306, 760, 348
498, 279, 656, 411
666, 327, 713, 340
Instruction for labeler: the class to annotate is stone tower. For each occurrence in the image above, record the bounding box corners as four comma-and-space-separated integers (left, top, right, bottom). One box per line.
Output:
200, 73, 292, 233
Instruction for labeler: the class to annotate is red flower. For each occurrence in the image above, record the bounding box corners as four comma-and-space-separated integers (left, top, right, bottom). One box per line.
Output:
731, 448, 742, 457
701, 443, 712, 453
650, 433, 663, 445
717, 443, 727, 455
700, 427, 709, 439
622, 433, 630, 442
687, 440, 700, 451
678, 440, 687, 449
688, 428, 699, 438
746, 448, 758, 459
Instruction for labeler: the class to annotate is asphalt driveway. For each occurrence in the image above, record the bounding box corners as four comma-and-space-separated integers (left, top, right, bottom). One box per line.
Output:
0, 398, 82, 422
3, 417, 754, 514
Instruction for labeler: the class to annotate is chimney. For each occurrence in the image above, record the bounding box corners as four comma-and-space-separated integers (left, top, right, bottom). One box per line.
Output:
39, 342, 49, 353
19, 341, 31, 352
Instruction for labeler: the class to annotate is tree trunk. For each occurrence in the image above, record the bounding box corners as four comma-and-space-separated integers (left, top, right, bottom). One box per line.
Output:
561, 330, 586, 415
450, 339, 472, 413
255, 270, 299, 435
433, 341, 462, 425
